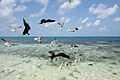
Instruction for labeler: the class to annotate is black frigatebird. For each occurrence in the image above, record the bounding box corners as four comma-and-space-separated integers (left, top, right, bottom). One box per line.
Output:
39, 19, 56, 24
23, 18, 31, 35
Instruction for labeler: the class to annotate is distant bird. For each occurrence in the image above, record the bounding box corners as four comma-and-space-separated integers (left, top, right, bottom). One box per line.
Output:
48, 51, 70, 60
23, 18, 31, 35
1, 38, 12, 47
68, 27, 79, 32
75, 27, 79, 30
34, 36, 42, 43
39, 19, 56, 24
57, 22, 64, 28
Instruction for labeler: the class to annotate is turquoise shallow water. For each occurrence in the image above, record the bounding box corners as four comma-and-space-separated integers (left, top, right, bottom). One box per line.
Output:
0, 36, 120, 44
0, 43, 120, 63
0, 36, 120, 66
0, 38, 120, 80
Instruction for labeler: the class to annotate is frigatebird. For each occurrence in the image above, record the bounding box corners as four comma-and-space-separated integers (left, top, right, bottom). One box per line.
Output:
39, 19, 56, 24
23, 18, 31, 35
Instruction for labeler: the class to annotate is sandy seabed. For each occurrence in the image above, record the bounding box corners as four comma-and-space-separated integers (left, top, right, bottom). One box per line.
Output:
0, 43, 120, 80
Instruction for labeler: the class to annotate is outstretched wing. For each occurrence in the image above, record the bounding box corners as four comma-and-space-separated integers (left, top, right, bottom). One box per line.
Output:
23, 18, 31, 35
47, 19, 56, 22
39, 19, 56, 24
40, 19, 46, 24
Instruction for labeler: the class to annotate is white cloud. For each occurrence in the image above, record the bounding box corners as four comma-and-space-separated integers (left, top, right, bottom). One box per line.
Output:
0, 14, 17, 29
85, 22, 92, 27
0, 0, 16, 17
10, 23, 19, 27
80, 18, 101, 28
20, 0, 49, 13
86, 20, 101, 27
59, 0, 81, 14
9, 23, 22, 32
89, 4, 119, 19
0, 7, 13, 17
0, 0, 16, 6
93, 20, 101, 26
57, 0, 66, 4
99, 26, 107, 31
42, 22, 57, 27
0, 0, 18, 26
59, 17, 71, 23
30, 11, 42, 18
36, 0, 48, 6
80, 17, 91, 27
36, 0, 48, 13
21, 0, 48, 7
114, 17, 120, 22
20, 0, 32, 3
81, 17, 89, 24
15, 5, 27, 12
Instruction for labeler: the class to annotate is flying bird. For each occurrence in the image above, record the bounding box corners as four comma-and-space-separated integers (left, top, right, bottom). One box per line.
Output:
1, 38, 12, 47
75, 27, 79, 30
39, 19, 65, 29
57, 22, 64, 28
68, 27, 79, 32
23, 18, 31, 35
39, 19, 56, 24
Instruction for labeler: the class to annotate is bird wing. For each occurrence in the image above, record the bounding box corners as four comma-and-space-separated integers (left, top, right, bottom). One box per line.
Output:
23, 18, 31, 30
47, 19, 56, 22
40, 19, 46, 24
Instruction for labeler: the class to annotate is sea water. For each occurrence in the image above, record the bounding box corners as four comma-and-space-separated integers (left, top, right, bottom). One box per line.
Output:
0, 36, 120, 62
0, 36, 120, 44
0, 36, 120, 80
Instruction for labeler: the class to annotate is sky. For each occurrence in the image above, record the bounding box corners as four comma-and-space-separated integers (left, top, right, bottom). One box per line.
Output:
0, 0, 120, 36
